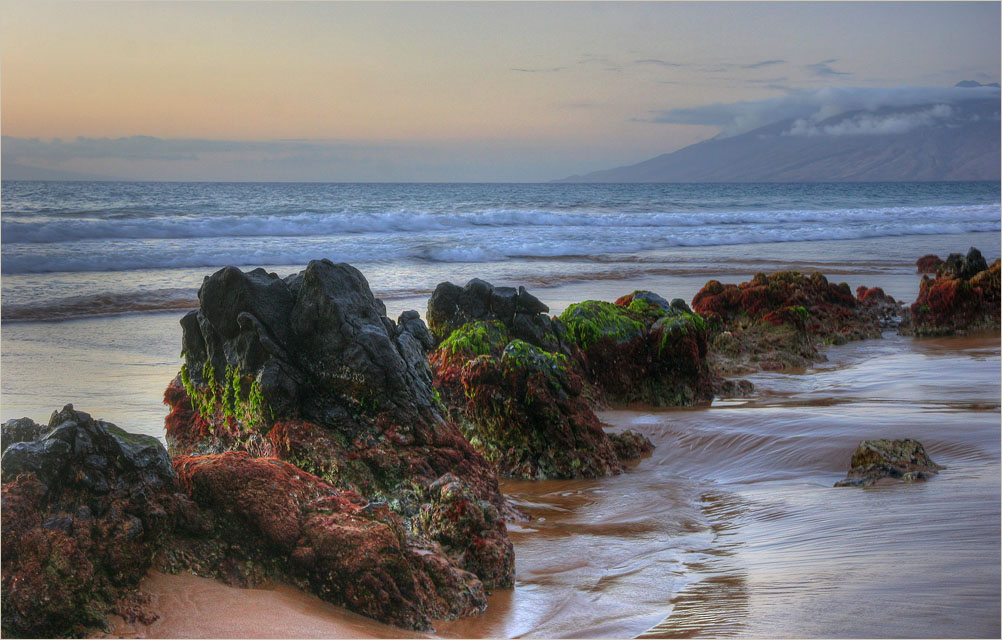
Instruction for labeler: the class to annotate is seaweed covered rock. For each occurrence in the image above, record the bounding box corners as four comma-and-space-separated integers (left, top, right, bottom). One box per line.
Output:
835, 439, 944, 487
164, 261, 514, 592
1, 406, 184, 637
427, 279, 651, 480
608, 430, 656, 461
558, 291, 717, 406
164, 452, 486, 631
915, 254, 945, 274
904, 248, 1000, 336
433, 333, 622, 478
692, 272, 883, 374
855, 286, 905, 329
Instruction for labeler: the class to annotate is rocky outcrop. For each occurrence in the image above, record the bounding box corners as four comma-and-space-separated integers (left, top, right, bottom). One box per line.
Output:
163, 452, 487, 631
692, 271, 884, 374
855, 286, 904, 329
1, 406, 494, 634
427, 279, 648, 480
164, 261, 514, 594
835, 439, 944, 487
1, 406, 185, 638
903, 248, 1000, 336
559, 291, 718, 406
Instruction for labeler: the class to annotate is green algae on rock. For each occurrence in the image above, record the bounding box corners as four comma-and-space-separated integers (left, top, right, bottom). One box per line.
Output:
835, 439, 944, 487
427, 279, 651, 480
559, 291, 717, 407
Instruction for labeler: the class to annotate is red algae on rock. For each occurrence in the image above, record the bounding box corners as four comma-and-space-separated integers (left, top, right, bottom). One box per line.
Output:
163, 262, 515, 599
166, 452, 487, 631
903, 248, 1001, 336
692, 271, 890, 374
1, 406, 188, 638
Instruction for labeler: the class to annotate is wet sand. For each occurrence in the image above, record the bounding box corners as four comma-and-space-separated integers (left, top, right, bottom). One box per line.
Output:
96, 332, 1000, 638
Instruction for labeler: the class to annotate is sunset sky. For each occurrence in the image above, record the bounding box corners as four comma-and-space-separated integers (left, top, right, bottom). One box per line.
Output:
2, 1, 999, 181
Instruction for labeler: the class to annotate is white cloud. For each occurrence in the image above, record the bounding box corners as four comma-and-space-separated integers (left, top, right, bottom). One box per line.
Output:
650, 84, 1001, 137
784, 104, 954, 136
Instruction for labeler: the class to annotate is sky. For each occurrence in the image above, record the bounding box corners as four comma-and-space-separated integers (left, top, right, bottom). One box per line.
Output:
1, 1, 999, 182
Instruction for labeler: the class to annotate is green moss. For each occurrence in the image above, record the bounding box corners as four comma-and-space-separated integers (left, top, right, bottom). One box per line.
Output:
180, 357, 270, 428
501, 339, 567, 373
656, 311, 707, 354
790, 305, 809, 321
439, 320, 509, 357
559, 300, 644, 350
626, 296, 667, 319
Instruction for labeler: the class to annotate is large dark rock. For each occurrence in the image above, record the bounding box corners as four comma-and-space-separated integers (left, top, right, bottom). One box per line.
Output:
835, 439, 944, 487
427, 280, 652, 480
165, 261, 515, 594
1, 406, 182, 637
692, 271, 886, 374
903, 248, 1000, 336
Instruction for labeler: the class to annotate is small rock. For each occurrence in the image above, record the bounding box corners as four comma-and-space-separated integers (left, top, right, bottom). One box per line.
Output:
835, 439, 944, 487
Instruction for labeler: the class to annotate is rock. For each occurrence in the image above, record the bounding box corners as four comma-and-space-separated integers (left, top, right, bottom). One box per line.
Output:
835, 439, 944, 487
903, 249, 1000, 336
856, 286, 904, 329
560, 292, 716, 406
167, 452, 487, 631
692, 272, 884, 375
427, 281, 659, 479
1, 405, 181, 638
916, 254, 944, 274
607, 430, 655, 461
165, 261, 514, 594
434, 334, 623, 479
1, 416, 48, 451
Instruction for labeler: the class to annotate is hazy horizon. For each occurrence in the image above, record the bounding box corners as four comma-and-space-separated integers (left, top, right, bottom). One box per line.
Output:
2, 1, 999, 182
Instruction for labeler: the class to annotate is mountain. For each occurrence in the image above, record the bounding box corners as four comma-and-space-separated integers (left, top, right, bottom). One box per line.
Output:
557, 98, 1000, 183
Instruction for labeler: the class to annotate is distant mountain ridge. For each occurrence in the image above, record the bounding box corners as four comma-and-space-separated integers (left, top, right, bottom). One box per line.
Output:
558, 95, 1000, 183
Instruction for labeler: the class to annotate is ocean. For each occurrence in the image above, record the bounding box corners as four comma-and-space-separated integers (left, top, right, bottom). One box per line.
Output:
2, 180, 1000, 638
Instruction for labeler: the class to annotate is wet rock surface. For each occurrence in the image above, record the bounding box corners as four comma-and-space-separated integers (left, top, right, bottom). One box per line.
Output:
559, 291, 718, 407
902, 248, 1000, 336
427, 279, 649, 480
693, 271, 886, 375
1, 406, 182, 638
165, 262, 514, 593
835, 439, 944, 487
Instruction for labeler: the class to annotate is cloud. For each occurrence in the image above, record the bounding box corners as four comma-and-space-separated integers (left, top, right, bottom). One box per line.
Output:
784, 104, 954, 136
742, 59, 786, 69
646, 84, 1001, 136
633, 59, 682, 67
510, 66, 567, 73
804, 59, 851, 76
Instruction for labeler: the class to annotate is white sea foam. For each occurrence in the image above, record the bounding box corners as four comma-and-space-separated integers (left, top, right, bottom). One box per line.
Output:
2, 203, 999, 244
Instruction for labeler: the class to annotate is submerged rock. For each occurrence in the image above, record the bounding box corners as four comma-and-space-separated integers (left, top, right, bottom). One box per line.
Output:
165, 261, 514, 597
1, 406, 182, 638
903, 248, 1000, 336
692, 271, 884, 375
835, 439, 944, 487
427, 280, 649, 480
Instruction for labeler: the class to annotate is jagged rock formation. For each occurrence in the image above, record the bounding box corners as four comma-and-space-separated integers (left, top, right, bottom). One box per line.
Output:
903, 248, 1000, 336
427, 279, 650, 479
164, 261, 514, 595
835, 439, 944, 487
